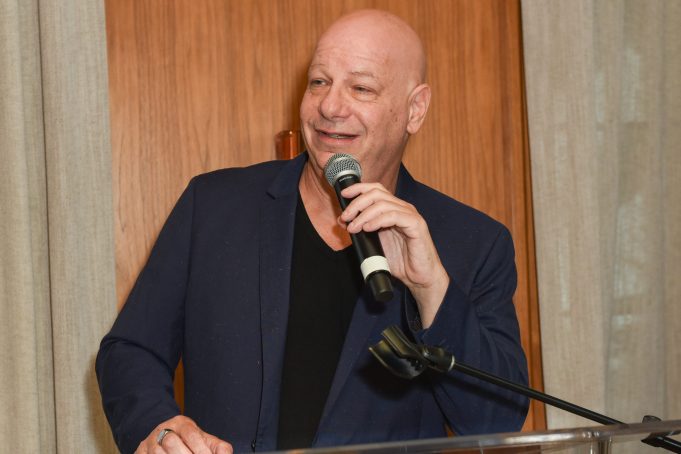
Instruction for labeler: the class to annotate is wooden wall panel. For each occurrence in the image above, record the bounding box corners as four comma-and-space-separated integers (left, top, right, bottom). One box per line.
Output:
105, 0, 544, 432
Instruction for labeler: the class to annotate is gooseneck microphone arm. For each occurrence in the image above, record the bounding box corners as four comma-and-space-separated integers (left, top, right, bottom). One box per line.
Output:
369, 325, 681, 453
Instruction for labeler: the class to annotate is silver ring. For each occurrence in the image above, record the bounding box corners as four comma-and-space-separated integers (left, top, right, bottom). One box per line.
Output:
156, 428, 174, 446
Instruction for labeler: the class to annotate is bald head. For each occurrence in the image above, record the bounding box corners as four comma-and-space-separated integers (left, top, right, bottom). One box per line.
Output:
315, 9, 427, 86
300, 9, 431, 189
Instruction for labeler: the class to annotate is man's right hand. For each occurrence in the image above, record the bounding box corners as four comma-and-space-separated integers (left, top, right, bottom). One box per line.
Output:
135, 415, 233, 454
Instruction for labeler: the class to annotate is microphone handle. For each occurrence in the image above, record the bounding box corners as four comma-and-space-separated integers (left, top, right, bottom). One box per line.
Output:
334, 175, 394, 303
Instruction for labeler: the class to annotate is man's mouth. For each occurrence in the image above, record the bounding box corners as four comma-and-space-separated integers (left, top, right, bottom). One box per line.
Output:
318, 129, 357, 140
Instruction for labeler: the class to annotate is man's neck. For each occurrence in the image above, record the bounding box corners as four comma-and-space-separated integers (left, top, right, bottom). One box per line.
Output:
298, 163, 352, 251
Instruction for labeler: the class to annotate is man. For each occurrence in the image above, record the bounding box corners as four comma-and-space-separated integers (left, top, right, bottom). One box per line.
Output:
97, 9, 528, 454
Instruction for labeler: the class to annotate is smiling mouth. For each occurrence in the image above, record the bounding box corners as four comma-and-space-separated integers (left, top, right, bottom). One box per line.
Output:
318, 129, 357, 140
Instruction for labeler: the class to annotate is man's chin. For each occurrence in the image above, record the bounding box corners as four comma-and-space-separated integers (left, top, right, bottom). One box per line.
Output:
308, 149, 350, 170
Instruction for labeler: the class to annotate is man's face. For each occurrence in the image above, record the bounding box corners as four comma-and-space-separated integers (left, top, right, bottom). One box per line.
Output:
300, 30, 414, 185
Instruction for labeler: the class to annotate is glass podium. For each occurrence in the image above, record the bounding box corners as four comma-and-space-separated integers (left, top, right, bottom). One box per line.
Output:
263, 419, 681, 453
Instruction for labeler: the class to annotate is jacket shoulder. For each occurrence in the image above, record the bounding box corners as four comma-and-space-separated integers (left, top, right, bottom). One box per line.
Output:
406, 178, 508, 237
192, 159, 288, 193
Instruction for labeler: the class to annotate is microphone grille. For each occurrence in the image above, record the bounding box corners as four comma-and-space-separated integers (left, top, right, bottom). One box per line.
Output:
323, 153, 362, 186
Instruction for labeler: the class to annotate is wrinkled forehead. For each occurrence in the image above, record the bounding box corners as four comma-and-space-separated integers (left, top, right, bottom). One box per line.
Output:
311, 12, 425, 84
309, 40, 391, 76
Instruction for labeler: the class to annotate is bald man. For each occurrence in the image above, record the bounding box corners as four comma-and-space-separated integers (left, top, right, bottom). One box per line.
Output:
97, 10, 528, 454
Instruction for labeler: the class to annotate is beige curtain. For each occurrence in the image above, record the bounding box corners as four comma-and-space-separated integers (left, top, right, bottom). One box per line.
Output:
522, 0, 681, 434
0, 0, 117, 452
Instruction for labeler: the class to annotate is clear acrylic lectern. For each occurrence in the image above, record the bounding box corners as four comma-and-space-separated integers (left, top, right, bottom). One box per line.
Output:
263, 419, 681, 453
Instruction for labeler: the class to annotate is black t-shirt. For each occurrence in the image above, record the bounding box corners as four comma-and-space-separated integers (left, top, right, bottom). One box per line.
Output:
276, 194, 363, 450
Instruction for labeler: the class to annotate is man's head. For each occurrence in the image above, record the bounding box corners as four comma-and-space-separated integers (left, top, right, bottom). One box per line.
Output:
300, 9, 431, 188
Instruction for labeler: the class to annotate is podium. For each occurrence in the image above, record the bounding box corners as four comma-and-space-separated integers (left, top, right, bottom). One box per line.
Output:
264, 419, 681, 453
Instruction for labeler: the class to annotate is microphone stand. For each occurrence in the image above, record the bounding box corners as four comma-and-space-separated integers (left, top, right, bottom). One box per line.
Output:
369, 325, 681, 453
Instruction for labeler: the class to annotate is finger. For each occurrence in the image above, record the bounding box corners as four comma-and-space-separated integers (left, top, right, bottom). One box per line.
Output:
346, 201, 418, 234
203, 433, 234, 454
341, 188, 410, 222
340, 181, 388, 198
157, 431, 192, 454
147, 441, 169, 454
177, 427, 213, 454
340, 184, 392, 206
351, 211, 419, 236
149, 444, 168, 454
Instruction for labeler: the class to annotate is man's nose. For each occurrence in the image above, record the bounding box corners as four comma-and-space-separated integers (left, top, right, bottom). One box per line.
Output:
319, 86, 349, 119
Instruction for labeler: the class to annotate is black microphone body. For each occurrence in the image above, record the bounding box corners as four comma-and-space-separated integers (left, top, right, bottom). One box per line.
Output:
324, 154, 394, 302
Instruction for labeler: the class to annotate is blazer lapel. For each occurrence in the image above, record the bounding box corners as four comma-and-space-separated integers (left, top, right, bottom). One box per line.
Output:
315, 166, 415, 440
254, 155, 305, 450
315, 282, 401, 439
255, 160, 415, 448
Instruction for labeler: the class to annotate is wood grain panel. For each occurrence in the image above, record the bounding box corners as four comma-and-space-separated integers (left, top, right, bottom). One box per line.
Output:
106, 0, 544, 431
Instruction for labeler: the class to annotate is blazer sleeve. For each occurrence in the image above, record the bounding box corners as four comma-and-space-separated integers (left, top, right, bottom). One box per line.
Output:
96, 179, 197, 454
408, 226, 530, 435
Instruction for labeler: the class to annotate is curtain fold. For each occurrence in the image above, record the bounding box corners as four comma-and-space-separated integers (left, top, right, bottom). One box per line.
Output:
521, 0, 681, 435
0, 0, 117, 451
0, 1, 55, 451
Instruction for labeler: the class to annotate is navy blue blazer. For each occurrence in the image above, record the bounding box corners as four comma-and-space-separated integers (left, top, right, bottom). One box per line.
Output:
96, 154, 528, 454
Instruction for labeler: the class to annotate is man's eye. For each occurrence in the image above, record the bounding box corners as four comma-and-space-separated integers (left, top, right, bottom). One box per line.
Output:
353, 86, 377, 96
309, 79, 326, 87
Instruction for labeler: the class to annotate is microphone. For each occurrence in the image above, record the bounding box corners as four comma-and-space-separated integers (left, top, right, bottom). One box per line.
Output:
370, 325, 681, 453
323, 153, 394, 303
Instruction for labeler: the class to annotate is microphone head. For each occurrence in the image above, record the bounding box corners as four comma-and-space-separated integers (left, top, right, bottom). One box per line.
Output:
323, 153, 362, 187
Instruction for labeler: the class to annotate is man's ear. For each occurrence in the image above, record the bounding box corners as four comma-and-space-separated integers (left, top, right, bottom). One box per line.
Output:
406, 83, 431, 135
